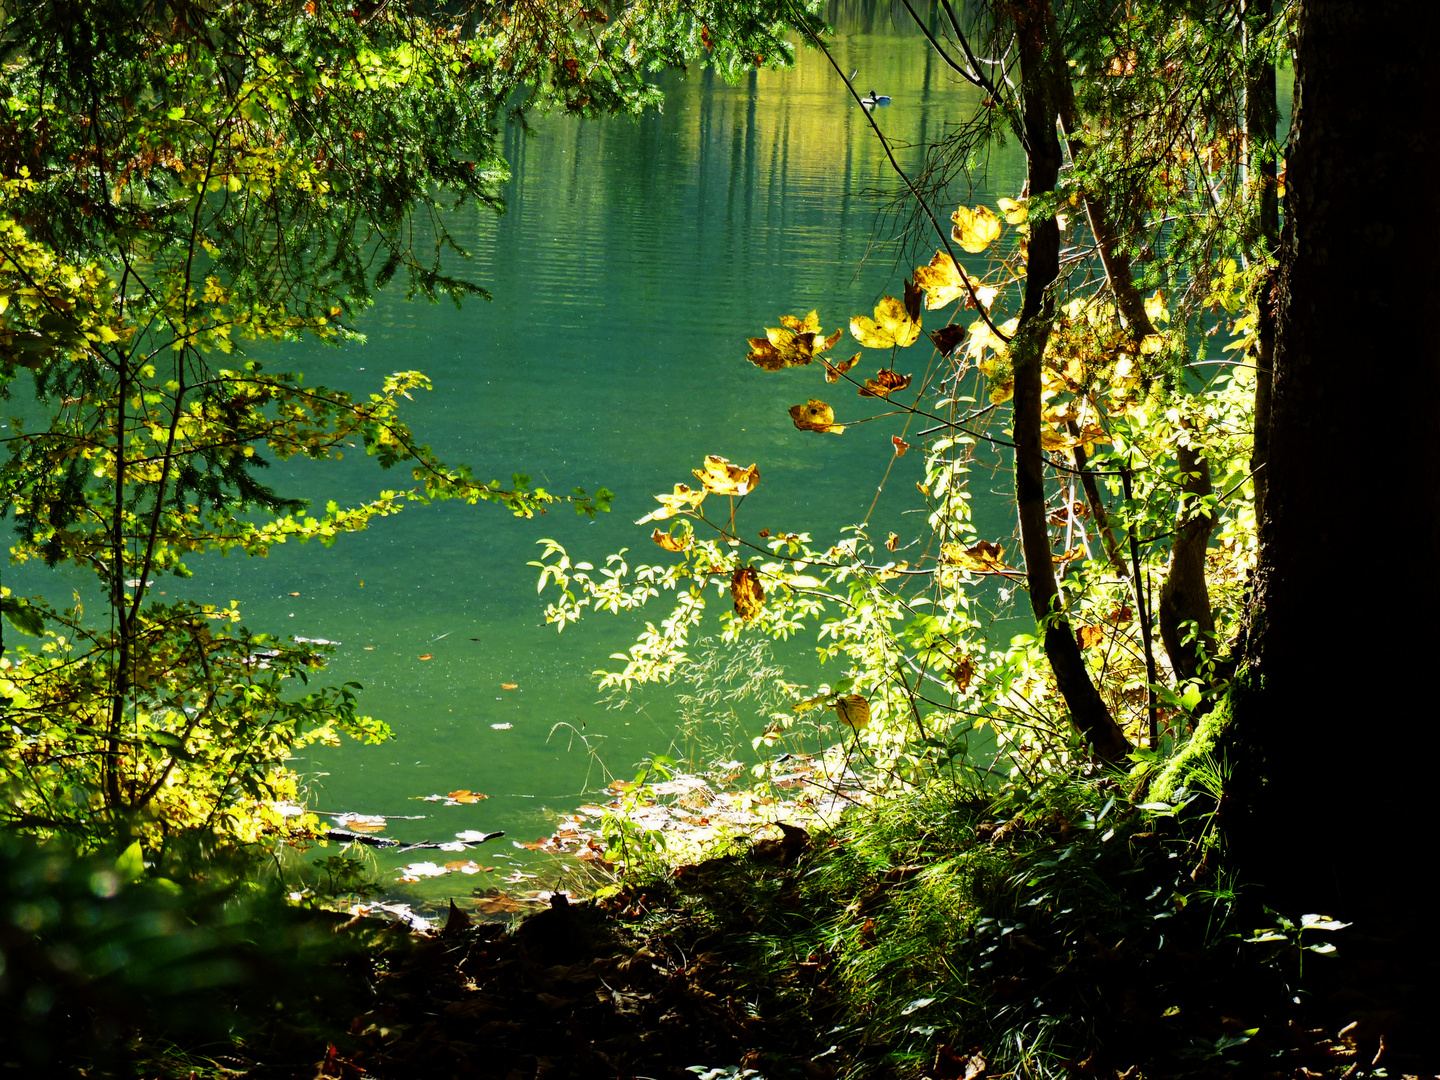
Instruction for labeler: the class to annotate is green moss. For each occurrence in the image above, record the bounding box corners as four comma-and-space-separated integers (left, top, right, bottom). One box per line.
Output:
1151, 691, 1235, 804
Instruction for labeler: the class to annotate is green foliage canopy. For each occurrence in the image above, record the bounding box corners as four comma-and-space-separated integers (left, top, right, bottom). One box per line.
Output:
0, 0, 820, 851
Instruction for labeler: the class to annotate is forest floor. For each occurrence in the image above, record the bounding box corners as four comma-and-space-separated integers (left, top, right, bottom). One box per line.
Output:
194, 812, 1435, 1080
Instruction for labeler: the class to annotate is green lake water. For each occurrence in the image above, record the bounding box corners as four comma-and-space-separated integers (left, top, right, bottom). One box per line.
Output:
10, 6, 1290, 900
233, 6, 1024, 893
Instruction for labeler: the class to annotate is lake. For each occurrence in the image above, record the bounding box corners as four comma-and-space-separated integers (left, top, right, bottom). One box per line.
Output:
4, 4, 1288, 901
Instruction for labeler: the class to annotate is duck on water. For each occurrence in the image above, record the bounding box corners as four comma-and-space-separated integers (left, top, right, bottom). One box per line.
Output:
861, 90, 891, 107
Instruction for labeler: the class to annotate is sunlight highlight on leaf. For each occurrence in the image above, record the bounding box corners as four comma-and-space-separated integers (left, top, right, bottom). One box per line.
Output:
789, 399, 844, 434
850, 295, 921, 349
693, 455, 759, 496
951, 204, 1002, 252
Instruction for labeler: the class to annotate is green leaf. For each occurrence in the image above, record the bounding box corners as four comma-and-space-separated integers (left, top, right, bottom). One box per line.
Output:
1, 597, 44, 636
116, 841, 146, 883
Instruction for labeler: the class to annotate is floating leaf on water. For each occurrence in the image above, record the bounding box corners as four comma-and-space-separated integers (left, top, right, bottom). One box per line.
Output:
858, 369, 912, 398
397, 861, 447, 882
789, 399, 844, 434
447, 790, 488, 803
418, 653, 434, 661
730, 566, 764, 621
850, 295, 921, 349
473, 890, 531, 915
288, 591, 301, 597
693, 455, 760, 497
455, 830, 490, 842
333, 812, 387, 833
491, 722, 513, 730
445, 860, 484, 873
437, 841, 467, 852
501, 683, 519, 690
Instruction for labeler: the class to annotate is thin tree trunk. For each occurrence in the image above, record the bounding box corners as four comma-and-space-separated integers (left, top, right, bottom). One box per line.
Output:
1158, 443, 1216, 683
1243, 0, 1279, 525
1009, 0, 1129, 762
1059, 82, 1216, 687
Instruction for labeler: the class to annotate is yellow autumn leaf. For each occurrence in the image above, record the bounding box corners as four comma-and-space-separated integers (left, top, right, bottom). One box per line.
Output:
940, 539, 1009, 572
834, 694, 871, 731
912, 251, 966, 308
965, 316, 1018, 363
850, 295, 921, 349
997, 196, 1028, 224
745, 314, 844, 371
789, 399, 844, 434
635, 482, 706, 524
1144, 289, 1169, 325
693, 455, 760, 496
951, 204, 1002, 253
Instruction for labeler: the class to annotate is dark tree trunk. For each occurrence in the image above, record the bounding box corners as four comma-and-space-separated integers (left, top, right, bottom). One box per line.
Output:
1226, 0, 1440, 919
1009, 0, 1129, 762
1158, 445, 1216, 684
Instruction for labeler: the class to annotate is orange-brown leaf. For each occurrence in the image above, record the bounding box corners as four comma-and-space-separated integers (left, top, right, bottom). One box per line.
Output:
651, 527, 692, 552
730, 566, 765, 621
858, 369, 912, 398
950, 656, 976, 692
